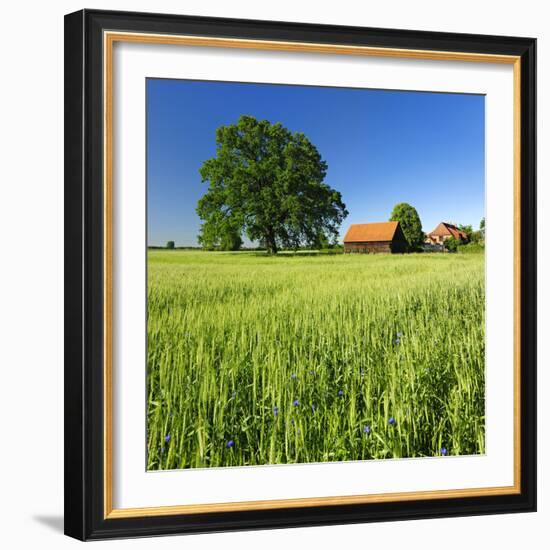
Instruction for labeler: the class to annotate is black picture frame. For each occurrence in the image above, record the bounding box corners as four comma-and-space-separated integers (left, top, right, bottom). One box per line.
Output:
64, 9, 536, 541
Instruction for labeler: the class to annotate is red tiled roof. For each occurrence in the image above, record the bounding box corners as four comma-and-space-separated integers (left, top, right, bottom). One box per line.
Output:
343, 221, 400, 243
428, 222, 468, 241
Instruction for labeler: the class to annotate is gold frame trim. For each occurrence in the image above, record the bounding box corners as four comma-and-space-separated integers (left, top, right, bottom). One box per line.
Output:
103, 31, 522, 519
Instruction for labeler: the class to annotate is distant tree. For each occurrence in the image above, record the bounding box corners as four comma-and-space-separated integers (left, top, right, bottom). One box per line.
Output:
458, 224, 473, 242
166, 240, 175, 249
389, 203, 424, 251
468, 217, 485, 245
197, 115, 348, 254
470, 230, 482, 244
444, 236, 460, 253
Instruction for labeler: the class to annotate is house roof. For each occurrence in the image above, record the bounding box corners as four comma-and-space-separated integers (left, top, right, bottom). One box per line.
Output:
428, 222, 468, 241
343, 221, 400, 243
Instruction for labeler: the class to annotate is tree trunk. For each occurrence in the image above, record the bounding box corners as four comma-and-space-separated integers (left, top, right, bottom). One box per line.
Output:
265, 230, 278, 254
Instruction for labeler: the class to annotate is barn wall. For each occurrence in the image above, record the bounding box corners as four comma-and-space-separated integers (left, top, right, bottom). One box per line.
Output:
391, 225, 409, 253
344, 241, 392, 254
390, 238, 408, 253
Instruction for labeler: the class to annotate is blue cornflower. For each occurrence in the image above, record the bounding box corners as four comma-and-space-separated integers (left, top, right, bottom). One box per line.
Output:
338, 390, 344, 397
440, 447, 447, 456
226, 440, 234, 448
291, 373, 297, 380
397, 332, 403, 338
311, 404, 316, 413
293, 399, 300, 407
388, 417, 396, 426
363, 425, 371, 434
273, 406, 279, 416
164, 434, 171, 443
395, 339, 401, 345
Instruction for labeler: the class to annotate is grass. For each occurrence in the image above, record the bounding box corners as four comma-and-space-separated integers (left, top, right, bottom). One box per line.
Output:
147, 250, 485, 470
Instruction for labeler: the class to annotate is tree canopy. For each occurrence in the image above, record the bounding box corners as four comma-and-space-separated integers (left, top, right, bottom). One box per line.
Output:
196, 115, 348, 254
389, 203, 424, 251
458, 224, 473, 241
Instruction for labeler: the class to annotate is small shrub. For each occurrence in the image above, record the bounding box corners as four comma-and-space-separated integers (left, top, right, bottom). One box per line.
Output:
444, 236, 460, 253
458, 242, 485, 254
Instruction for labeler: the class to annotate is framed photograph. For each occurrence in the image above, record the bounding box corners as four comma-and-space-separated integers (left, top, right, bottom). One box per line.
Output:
64, 9, 536, 541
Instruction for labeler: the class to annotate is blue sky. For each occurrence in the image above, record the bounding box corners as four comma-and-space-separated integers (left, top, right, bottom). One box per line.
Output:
147, 79, 485, 247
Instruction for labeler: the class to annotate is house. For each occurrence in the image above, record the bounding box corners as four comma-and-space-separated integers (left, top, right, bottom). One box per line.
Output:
343, 221, 408, 254
425, 222, 469, 247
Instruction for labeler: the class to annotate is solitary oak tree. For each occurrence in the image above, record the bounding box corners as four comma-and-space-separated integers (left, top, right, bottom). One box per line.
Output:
389, 202, 424, 251
197, 115, 348, 254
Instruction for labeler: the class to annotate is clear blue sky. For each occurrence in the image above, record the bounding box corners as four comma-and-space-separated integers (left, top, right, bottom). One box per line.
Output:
147, 78, 484, 247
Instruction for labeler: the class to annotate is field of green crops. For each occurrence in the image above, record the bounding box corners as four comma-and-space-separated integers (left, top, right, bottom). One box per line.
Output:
147, 250, 485, 470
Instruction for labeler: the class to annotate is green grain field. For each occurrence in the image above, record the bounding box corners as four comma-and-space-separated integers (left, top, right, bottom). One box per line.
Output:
147, 251, 485, 470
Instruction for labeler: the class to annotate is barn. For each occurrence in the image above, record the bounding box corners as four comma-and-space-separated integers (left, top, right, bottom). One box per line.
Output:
425, 222, 469, 246
343, 221, 408, 254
